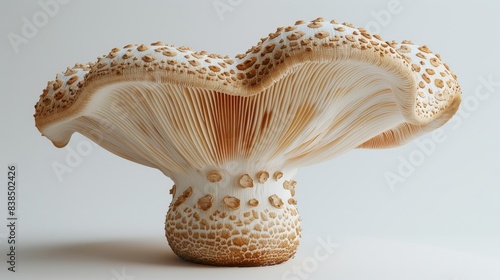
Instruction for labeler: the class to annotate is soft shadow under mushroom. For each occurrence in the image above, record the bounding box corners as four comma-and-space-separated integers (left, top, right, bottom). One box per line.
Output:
22, 238, 193, 267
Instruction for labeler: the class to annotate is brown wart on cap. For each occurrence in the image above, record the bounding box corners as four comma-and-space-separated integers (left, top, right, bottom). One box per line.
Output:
34, 17, 461, 267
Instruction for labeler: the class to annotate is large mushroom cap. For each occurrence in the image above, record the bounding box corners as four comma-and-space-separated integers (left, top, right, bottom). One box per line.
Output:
34, 18, 461, 266
34, 18, 460, 174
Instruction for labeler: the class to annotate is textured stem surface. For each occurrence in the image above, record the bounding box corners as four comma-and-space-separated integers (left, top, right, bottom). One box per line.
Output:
165, 166, 301, 266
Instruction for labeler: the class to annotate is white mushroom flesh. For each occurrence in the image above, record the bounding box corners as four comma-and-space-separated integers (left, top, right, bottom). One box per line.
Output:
34, 18, 461, 266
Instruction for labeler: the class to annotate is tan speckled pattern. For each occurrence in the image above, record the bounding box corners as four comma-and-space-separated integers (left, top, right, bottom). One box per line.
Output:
35, 18, 460, 135
165, 204, 300, 266
164, 168, 301, 266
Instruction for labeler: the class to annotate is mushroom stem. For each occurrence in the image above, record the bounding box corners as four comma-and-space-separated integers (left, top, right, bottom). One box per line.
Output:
165, 166, 301, 266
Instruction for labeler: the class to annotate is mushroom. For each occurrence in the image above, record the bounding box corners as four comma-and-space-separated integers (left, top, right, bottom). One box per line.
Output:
34, 18, 461, 266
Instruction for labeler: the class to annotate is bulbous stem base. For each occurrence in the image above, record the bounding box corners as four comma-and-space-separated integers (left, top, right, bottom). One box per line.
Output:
164, 167, 301, 266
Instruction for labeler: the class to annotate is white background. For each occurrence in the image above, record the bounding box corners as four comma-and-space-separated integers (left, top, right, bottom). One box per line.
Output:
1, 0, 500, 279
